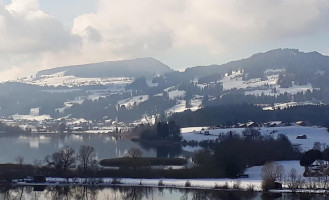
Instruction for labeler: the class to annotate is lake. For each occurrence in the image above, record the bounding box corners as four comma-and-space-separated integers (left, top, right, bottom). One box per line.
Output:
0, 186, 326, 200
0, 134, 159, 164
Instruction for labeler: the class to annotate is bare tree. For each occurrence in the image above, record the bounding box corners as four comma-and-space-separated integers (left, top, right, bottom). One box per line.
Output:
287, 168, 304, 191
15, 156, 24, 166
44, 146, 76, 174
262, 161, 285, 182
313, 142, 322, 151
261, 161, 285, 191
127, 148, 143, 159
77, 145, 97, 172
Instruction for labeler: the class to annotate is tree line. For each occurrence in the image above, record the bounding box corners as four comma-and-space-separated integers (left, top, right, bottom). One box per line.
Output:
136, 121, 182, 142
193, 130, 299, 178
170, 104, 329, 127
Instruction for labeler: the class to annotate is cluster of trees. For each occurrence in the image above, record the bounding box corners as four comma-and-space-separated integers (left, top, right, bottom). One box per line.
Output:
178, 81, 224, 97
261, 160, 329, 191
0, 82, 85, 117
66, 91, 176, 122
194, 130, 299, 177
206, 87, 329, 106
171, 104, 329, 127
44, 145, 97, 175
138, 121, 181, 142
0, 122, 27, 135
300, 147, 329, 175
125, 77, 149, 94
261, 162, 306, 191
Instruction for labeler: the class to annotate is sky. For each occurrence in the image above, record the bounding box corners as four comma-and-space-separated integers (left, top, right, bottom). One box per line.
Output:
1, 0, 329, 81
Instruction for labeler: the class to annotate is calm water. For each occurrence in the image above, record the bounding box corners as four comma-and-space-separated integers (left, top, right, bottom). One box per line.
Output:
0, 134, 157, 164
0, 186, 326, 200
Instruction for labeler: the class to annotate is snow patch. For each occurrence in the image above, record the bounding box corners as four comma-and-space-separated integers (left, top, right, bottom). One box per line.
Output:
118, 95, 149, 108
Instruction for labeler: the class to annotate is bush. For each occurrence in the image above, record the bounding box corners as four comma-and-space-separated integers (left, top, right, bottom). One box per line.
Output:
246, 184, 255, 192
158, 180, 164, 186
262, 178, 275, 191
111, 178, 122, 184
214, 182, 229, 189
185, 180, 191, 187
233, 181, 241, 189
99, 157, 187, 167
261, 161, 285, 182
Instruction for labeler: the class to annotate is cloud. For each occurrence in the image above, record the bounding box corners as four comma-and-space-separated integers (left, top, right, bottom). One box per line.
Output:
1, 0, 329, 81
71, 0, 329, 60
0, 0, 80, 79
0, 0, 80, 55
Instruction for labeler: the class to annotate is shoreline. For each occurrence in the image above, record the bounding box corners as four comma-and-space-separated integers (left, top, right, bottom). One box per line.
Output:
11, 177, 329, 194
12, 177, 262, 190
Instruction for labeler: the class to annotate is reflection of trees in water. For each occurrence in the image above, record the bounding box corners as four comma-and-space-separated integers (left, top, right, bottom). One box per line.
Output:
138, 141, 182, 158
209, 190, 257, 200
103, 189, 119, 200
0, 187, 42, 200
2, 186, 328, 200
44, 186, 99, 200
177, 189, 258, 200
0, 187, 11, 200
261, 193, 329, 200
45, 186, 73, 200
73, 186, 99, 200
156, 145, 182, 158
109, 187, 155, 200
191, 190, 208, 200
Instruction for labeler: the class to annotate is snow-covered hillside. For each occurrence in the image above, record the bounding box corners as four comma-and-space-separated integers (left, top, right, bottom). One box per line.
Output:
118, 95, 149, 108
218, 69, 315, 96
182, 126, 329, 152
20, 72, 133, 88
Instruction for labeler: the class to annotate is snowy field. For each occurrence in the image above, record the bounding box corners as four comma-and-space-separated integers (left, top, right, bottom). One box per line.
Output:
118, 95, 149, 108
168, 90, 186, 100
22, 72, 133, 88
245, 83, 314, 96
166, 97, 202, 114
12, 114, 52, 121
182, 126, 329, 152
218, 68, 315, 97
262, 101, 322, 110
181, 127, 209, 133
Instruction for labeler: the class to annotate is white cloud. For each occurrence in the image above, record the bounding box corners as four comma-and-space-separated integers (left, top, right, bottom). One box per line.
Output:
0, 0, 80, 80
0, 0, 80, 55
1, 0, 329, 81
71, 0, 329, 60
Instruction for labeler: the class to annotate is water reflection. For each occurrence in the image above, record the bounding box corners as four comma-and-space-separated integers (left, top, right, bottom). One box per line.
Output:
0, 134, 156, 163
120, 187, 154, 200
138, 142, 182, 158
1, 186, 328, 200
18, 135, 51, 149
45, 186, 99, 200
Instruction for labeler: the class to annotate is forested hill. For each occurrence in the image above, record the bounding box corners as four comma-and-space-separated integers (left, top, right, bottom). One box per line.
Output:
36, 57, 172, 79
165, 49, 329, 87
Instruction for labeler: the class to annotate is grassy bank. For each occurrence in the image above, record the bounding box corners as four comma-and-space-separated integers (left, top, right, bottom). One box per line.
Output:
99, 157, 187, 167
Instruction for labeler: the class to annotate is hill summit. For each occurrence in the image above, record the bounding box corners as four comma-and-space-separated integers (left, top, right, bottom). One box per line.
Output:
37, 57, 172, 79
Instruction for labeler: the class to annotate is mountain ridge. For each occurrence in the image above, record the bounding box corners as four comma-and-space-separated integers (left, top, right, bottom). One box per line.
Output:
184, 48, 329, 76
3, 48, 329, 124
163, 48, 329, 86
36, 57, 173, 79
